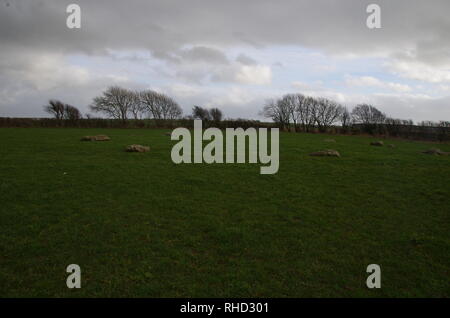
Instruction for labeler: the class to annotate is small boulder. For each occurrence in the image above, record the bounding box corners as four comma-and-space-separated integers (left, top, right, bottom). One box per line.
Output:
309, 149, 340, 157
370, 141, 384, 146
422, 148, 449, 156
93, 135, 111, 141
81, 136, 95, 141
126, 144, 150, 153
80, 135, 111, 141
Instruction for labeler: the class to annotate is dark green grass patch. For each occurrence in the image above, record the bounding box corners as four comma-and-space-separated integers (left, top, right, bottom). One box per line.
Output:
0, 128, 449, 297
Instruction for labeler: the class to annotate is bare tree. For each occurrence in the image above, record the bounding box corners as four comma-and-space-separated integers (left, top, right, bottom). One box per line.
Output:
260, 98, 290, 130
44, 100, 65, 120
210, 107, 223, 121
159, 95, 182, 120
63, 104, 82, 121
278, 94, 301, 131
298, 96, 318, 132
90, 86, 136, 123
140, 90, 161, 119
260, 99, 279, 124
275, 93, 320, 132
166, 102, 183, 120
313, 98, 343, 132
351, 104, 386, 125
351, 104, 386, 133
340, 106, 351, 129
140, 90, 182, 120
292, 94, 310, 132
44, 100, 81, 121
128, 91, 145, 120
192, 105, 211, 121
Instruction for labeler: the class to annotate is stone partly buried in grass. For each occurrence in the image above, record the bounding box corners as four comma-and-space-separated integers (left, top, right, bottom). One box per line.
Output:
309, 149, 341, 157
126, 144, 150, 153
370, 141, 384, 146
422, 148, 449, 156
81, 135, 111, 141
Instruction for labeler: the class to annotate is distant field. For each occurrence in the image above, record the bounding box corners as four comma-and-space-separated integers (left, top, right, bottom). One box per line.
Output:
0, 128, 449, 297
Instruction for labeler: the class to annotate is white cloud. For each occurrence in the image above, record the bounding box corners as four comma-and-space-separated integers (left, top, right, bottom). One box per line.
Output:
292, 80, 324, 91
235, 65, 272, 85
386, 82, 412, 93
387, 59, 450, 83
211, 86, 256, 106
18, 54, 90, 91
438, 85, 450, 92
167, 83, 202, 98
345, 75, 412, 93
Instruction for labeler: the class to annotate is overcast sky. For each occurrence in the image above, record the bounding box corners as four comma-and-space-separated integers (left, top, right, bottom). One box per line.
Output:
1, 0, 450, 122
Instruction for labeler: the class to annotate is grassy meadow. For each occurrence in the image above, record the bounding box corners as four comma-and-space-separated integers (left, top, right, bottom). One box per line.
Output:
0, 127, 449, 297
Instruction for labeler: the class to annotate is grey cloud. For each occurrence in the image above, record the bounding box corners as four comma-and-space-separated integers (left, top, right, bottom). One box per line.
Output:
1, 0, 450, 121
2, 0, 450, 64
178, 46, 229, 64
236, 54, 257, 65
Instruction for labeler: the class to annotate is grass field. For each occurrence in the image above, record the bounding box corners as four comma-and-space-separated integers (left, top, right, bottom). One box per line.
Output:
0, 128, 449, 297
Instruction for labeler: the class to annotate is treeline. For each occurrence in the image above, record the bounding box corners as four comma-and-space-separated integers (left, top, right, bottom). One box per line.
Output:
1, 85, 270, 129
0, 117, 273, 130
0, 86, 448, 141
261, 93, 449, 141
42, 86, 244, 127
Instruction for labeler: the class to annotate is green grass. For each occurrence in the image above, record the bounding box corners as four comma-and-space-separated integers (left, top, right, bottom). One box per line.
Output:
0, 128, 449, 297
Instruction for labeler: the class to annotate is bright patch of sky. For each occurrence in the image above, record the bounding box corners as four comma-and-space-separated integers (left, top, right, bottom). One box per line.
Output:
67, 45, 441, 101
